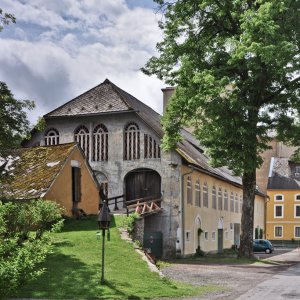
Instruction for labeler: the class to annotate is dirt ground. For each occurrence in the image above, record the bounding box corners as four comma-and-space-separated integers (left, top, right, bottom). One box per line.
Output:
159, 249, 300, 300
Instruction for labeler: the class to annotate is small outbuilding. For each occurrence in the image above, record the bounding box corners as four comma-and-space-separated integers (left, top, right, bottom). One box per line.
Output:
0, 143, 100, 216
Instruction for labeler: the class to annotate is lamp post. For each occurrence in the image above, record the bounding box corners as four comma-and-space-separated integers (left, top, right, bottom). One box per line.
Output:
97, 200, 111, 285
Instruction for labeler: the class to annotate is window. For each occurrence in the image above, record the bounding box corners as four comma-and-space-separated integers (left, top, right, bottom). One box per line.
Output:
74, 125, 90, 160
204, 231, 209, 240
212, 186, 217, 209
240, 195, 243, 213
225, 231, 229, 240
212, 231, 216, 241
186, 231, 191, 242
203, 182, 208, 207
274, 226, 283, 238
195, 179, 201, 207
295, 205, 300, 218
295, 227, 300, 238
274, 194, 283, 201
187, 176, 192, 204
44, 128, 59, 145
224, 189, 228, 211
274, 205, 283, 218
235, 193, 239, 213
295, 194, 300, 201
230, 192, 234, 212
218, 187, 222, 210
124, 122, 140, 160
72, 167, 81, 202
93, 124, 108, 161
144, 134, 161, 159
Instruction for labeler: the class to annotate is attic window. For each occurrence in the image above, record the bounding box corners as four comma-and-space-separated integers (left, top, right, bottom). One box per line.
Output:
81, 107, 85, 111
93, 124, 108, 161
44, 128, 59, 146
124, 122, 140, 160
95, 105, 99, 110
108, 104, 112, 109
68, 108, 71, 112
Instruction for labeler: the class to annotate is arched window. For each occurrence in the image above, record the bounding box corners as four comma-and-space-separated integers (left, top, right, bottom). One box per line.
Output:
235, 193, 239, 213
230, 192, 234, 212
144, 134, 161, 159
74, 125, 90, 160
203, 182, 208, 208
218, 187, 223, 210
124, 122, 140, 160
224, 189, 228, 211
195, 179, 201, 207
186, 176, 192, 204
93, 124, 108, 161
44, 128, 59, 146
240, 195, 243, 213
212, 186, 217, 209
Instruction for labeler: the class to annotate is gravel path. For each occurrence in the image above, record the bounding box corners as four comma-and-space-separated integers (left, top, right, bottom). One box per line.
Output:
157, 249, 300, 300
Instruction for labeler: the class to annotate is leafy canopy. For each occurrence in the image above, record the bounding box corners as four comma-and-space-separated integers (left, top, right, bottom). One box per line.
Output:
144, 0, 300, 176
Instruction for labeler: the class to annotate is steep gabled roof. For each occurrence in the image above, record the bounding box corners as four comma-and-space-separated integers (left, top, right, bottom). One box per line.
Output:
45, 79, 163, 136
0, 143, 77, 199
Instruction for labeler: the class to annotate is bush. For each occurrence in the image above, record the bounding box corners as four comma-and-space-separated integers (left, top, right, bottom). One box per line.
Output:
0, 199, 63, 298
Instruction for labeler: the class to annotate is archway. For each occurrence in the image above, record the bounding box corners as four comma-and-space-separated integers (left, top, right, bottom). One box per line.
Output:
124, 168, 161, 203
194, 216, 203, 252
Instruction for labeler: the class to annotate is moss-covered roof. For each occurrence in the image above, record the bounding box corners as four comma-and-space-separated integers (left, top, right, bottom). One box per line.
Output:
1, 143, 77, 199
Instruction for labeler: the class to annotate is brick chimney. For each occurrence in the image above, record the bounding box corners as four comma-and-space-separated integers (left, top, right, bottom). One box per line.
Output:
161, 87, 175, 114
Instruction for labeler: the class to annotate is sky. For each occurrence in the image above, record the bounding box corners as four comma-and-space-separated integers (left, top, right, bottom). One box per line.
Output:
0, 0, 165, 124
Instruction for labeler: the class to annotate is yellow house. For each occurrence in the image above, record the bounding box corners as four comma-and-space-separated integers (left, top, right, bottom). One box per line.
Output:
177, 143, 265, 255
0, 143, 100, 216
266, 157, 300, 242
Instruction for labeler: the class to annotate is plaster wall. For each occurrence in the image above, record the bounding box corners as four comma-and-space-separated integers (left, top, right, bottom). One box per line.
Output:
44, 147, 99, 216
266, 190, 300, 240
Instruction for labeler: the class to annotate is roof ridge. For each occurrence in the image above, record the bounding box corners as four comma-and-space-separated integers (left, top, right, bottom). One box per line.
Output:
44, 80, 110, 118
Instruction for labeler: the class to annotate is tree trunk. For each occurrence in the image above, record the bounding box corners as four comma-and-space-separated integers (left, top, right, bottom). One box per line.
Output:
238, 170, 256, 258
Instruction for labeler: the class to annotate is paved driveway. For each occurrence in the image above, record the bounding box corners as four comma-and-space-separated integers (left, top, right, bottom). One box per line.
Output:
160, 248, 300, 300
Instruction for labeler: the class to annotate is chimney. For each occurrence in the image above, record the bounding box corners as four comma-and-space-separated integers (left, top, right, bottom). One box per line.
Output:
161, 87, 175, 114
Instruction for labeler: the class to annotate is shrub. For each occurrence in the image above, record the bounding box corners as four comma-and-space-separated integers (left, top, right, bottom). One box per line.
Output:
0, 199, 63, 298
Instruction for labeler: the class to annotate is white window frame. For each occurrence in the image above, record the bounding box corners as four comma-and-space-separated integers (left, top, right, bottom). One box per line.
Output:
295, 226, 300, 238
274, 225, 283, 238
274, 204, 284, 218
204, 231, 209, 241
295, 194, 300, 201
294, 205, 300, 218
274, 194, 284, 202
186, 231, 191, 242
211, 231, 216, 241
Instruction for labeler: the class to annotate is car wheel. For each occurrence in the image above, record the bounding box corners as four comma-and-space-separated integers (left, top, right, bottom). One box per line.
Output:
265, 248, 271, 254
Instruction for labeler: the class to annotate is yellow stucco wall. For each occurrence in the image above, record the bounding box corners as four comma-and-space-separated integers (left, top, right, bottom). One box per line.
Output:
266, 190, 300, 240
182, 165, 265, 254
44, 147, 99, 216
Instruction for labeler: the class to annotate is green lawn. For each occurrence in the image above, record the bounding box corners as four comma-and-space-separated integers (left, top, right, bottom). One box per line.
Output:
14, 215, 219, 299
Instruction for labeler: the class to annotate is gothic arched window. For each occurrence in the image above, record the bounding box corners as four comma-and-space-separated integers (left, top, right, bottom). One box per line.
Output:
93, 124, 108, 161
195, 179, 201, 207
124, 122, 140, 160
44, 128, 59, 146
74, 125, 90, 160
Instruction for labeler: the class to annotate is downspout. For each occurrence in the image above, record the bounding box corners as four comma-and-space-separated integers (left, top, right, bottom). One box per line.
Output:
181, 165, 194, 256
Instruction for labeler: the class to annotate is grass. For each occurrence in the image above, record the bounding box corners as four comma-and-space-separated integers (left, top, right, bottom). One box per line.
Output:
14, 215, 220, 299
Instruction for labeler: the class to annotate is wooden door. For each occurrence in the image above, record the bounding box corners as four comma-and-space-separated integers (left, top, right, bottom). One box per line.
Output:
125, 169, 161, 202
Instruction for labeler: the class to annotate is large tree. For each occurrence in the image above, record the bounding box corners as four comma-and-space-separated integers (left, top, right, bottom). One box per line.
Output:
143, 0, 300, 257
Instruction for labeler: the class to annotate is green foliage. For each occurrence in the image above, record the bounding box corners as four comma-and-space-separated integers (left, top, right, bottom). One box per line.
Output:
117, 212, 140, 234
0, 8, 15, 31
0, 82, 35, 157
144, 0, 300, 257
0, 200, 63, 298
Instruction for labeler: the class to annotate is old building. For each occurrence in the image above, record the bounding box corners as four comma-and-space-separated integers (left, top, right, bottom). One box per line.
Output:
25, 79, 265, 257
0, 143, 99, 216
266, 157, 300, 242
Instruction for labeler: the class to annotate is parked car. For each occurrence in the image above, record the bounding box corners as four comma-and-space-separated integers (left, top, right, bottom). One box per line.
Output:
253, 239, 274, 254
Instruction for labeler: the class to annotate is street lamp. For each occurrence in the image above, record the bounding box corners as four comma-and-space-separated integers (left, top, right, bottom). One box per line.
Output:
97, 200, 111, 285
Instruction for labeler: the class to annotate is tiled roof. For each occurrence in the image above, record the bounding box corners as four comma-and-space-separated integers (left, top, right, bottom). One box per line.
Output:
0, 143, 77, 199
44, 79, 243, 187
268, 157, 300, 190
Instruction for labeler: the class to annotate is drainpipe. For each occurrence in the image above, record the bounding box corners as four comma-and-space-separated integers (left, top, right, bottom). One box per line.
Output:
181, 165, 194, 256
